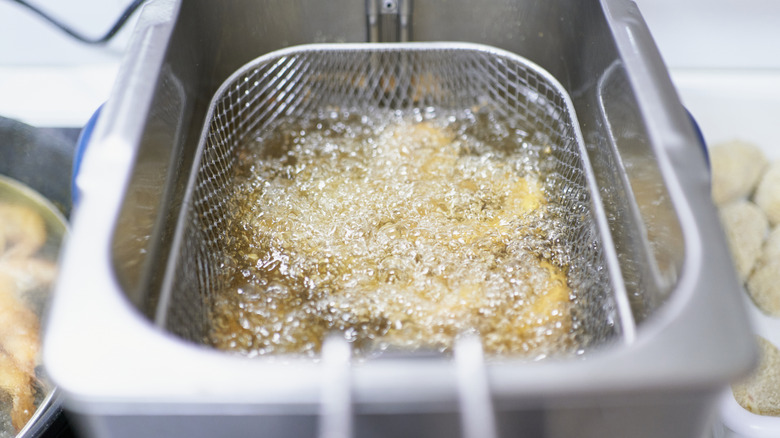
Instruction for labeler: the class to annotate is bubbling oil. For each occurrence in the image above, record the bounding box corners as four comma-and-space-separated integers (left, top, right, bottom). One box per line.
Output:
209, 108, 578, 359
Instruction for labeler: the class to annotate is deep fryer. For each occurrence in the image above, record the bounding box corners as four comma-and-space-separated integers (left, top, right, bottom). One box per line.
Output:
43, 1, 755, 437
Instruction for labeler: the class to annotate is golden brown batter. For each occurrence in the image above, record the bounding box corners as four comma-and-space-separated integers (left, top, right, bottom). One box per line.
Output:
0, 201, 56, 431
210, 113, 574, 358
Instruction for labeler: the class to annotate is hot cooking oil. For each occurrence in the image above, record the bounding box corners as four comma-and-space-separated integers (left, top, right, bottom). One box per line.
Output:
209, 108, 578, 359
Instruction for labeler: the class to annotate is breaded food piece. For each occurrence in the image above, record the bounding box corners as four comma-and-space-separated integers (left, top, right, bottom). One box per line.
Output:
0, 273, 39, 431
758, 226, 780, 264
720, 200, 769, 280
481, 260, 572, 355
754, 161, 780, 226
0, 283, 39, 376
0, 257, 57, 298
710, 140, 768, 206
0, 204, 47, 259
0, 350, 36, 431
733, 336, 780, 416
747, 227, 780, 316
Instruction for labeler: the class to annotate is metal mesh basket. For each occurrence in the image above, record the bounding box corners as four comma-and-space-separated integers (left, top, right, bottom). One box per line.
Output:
159, 43, 629, 356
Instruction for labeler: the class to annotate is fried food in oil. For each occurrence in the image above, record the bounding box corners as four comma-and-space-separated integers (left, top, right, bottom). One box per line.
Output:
710, 140, 768, 206
0, 202, 53, 432
0, 273, 39, 431
0, 258, 57, 298
211, 115, 575, 358
480, 260, 571, 354
0, 204, 46, 259
0, 350, 36, 432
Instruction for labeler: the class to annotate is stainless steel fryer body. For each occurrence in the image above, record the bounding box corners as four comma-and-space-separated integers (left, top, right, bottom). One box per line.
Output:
42, 1, 755, 437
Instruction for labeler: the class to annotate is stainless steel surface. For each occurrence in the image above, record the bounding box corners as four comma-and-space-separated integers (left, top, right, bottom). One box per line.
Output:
318, 336, 353, 438
367, 0, 412, 42
42, 1, 756, 437
15, 390, 60, 438
455, 336, 497, 438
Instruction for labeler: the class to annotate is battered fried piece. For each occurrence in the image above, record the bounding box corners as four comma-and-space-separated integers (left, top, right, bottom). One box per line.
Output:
0, 201, 51, 433
0, 257, 57, 297
0, 350, 36, 431
710, 140, 768, 206
733, 336, 780, 416
481, 260, 572, 355
754, 161, 780, 226
719, 200, 769, 280
410, 73, 445, 104
0, 277, 39, 375
395, 120, 455, 149
0, 274, 39, 431
0, 204, 46, 259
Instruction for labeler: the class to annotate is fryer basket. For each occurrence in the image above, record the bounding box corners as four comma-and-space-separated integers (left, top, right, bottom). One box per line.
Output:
162, 43, 628, 354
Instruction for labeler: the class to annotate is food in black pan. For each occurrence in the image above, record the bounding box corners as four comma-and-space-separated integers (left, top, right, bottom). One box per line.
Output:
0, 178, 62, 434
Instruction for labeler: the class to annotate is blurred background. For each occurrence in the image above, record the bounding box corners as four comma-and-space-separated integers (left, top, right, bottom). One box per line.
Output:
0, 0, 780, 127
0, 1, 778, 437
1, 0, 779, 132
0, 0, 137, 127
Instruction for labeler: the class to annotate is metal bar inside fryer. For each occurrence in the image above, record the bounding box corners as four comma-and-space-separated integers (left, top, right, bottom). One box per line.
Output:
319, 336, 354, 438
455, 336, 498, 438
